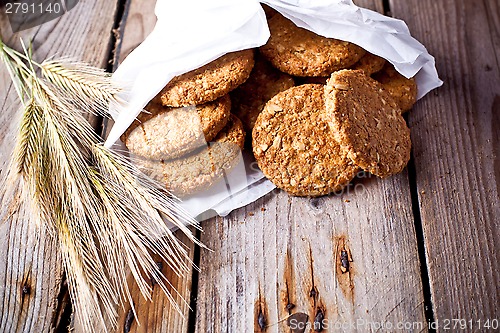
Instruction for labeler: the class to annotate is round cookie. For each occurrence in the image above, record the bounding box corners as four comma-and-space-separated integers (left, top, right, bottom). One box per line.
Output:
123, 95, 231, 160
259, 14, 365, 77
324, 70, 411, 178
230, 55, 295, 135
373, 64, 418, 112
351, 52, 386, 75
160, 50, 255, 107
252, 84, 359, 197
134, 115, 245, 197
211, 114, 246, 149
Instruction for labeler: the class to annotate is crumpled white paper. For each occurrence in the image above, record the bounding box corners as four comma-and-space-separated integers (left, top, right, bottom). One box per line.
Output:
105, 0, 442, 220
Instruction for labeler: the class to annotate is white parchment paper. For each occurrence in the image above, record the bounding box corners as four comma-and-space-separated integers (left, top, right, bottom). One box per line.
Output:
105, 0, 442, 220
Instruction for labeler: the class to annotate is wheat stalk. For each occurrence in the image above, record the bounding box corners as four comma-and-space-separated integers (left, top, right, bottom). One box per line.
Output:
40, 59, 125, 118
0, 38, 202, 332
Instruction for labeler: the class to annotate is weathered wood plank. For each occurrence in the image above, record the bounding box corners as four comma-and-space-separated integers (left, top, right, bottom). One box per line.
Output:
116, 0, 157, 65
355, 0, 384, 14
107, 1, 197, 332
195, 1, 429, 332
389, 0, 500, 325
195, 182, 431, 331
0, 1, 119, 332
195, 177, 429, 332
113, 233, 196, 333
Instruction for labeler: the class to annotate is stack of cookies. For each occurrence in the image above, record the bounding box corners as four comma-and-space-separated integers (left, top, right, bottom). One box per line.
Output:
251, 14, 417, 197
122, 12, 418, 198
122, 50, 254, 197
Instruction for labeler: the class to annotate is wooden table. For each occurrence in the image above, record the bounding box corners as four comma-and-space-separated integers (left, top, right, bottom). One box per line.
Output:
1, 0, 498, 332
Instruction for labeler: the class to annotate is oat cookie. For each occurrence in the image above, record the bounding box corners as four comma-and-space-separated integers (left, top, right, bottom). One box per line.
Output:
298, 53, 385, 84
259, 14, 365, 77
252, 84, 359, 196
351, 52, 386, 75
324, 70, 411, 178
160, 50, 255, 107
373, 64, 418, 112
212, 114, 246, 148
123, 95, 231, 160
135, 115, 245, 197
230, 55, 294, 134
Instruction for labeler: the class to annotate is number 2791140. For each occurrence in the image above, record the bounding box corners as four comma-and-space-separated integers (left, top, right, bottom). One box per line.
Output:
441, 318, 499, 330
5, 2, 62, 15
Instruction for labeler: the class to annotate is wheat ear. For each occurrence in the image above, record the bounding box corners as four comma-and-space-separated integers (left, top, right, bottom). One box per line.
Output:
0, 38, 202, 332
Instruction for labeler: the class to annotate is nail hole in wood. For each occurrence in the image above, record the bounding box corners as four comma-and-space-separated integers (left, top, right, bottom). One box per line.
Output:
257, 310, 266, 330
124, 308, 134, 333
340, 250, 350, 273
22, 284, 31, 295
314, 309, 325, 332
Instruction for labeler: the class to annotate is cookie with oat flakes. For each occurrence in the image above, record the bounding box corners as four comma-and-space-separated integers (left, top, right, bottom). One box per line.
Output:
373, 64, 418, 112
134, 115, 245, 197
351, 52, 386, 75
160, 50, 255, 107
252, 84, 358, 196
123, 95, 231, 160
230, 55, 294, 135
324, 70, 411, 178
259, 14, 365, 77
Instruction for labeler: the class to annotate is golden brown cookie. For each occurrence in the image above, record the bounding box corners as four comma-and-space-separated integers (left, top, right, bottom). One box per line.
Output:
259, 14, 365, 77
298, 52, 385, 84
123, 95, 231, 160
324, 70, 411, 178
351, 52, 386, 75
230, 55, 294, 135
159, 50, 255, 107
211, 114, 246, 149
252, 84, 359, 196
135, 115, 245, 197
373, 64, 418, 112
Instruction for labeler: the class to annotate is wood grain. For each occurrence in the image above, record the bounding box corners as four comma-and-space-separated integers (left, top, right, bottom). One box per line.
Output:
389, 0, 500, 325
195, 178, 428, 332
195, 1, 429, 332
113, 233, 196, 333
107, 1, 198, 332
115, 0, 157, 65
0, 1, 119, 332
354, 0, 385, 14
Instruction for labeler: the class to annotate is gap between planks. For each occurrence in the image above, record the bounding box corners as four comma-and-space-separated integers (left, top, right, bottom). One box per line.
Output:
105, 0, 199, 332
390, 0, 500, 326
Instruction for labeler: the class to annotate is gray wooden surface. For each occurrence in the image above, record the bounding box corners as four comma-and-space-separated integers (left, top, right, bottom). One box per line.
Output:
390, 0, 500, 325
1, 0, 499, 332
